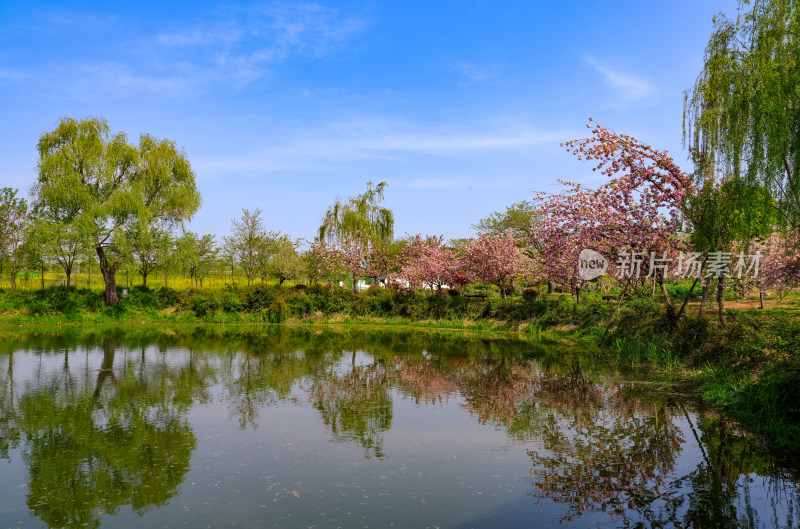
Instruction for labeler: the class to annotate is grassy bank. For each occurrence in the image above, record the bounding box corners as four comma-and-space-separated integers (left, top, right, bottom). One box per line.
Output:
1, 284, 798, 450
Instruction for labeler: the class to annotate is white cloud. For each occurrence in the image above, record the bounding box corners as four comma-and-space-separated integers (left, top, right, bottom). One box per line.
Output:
152, 3, 368, 75
584, 56, 656, 108
451, 60, 492, 83
156, 26, 244, 47
77, 63, 194, 97
0, 4, 370, 99
193, 119, 567, 176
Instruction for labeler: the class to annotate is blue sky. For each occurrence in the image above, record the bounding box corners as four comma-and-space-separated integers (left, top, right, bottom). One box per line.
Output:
0, 0, 739, 241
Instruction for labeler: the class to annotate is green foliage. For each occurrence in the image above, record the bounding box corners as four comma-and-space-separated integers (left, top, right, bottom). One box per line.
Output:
34, 117, 201, 306
265, 298, 289, 323
318, 181, 394, 245
472, 199, 540, 255
242, 285, 275, 311
684, 0, 800, 227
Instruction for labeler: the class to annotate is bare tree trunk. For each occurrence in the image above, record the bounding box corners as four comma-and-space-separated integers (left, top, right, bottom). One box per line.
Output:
40, 264, 45, 290
717, 276, 726, 327
101, 268, 119, 305
96, 246, 120, 306
677, 275, 701, 319
759, 290, 764, 309
659, 271, 671, 303
698, 277, 708, 321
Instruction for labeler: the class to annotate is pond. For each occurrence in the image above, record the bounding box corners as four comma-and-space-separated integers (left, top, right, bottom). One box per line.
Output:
0, 325, 798, 528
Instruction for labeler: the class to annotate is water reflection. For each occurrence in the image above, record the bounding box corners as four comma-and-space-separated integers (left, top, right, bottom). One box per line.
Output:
310, 354, 393, 459
9, 338, 200, 529
0, 325, 797, 528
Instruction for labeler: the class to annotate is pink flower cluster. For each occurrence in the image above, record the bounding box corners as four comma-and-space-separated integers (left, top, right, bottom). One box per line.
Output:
531, 123, 693, 288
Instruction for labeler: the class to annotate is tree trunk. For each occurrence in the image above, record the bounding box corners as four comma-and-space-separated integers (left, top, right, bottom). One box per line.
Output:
717, 276, 726, 327
599, 273, 634, 346
676, 275, 701, 319
40, 264, 45, 290
102, 267, 119, 305
96, 246, 120, 306
698, 277, 708, 321
142, 271, 148, 287
66, 268, 71, 286
659, 272, 671, 303
760, 290, 764, 309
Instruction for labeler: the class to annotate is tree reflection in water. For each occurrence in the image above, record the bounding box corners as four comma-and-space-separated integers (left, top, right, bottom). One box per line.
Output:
309, 352, 393, 459
526, 362, 800, 528
4, 338, 207, 529
0, 326, 797, 528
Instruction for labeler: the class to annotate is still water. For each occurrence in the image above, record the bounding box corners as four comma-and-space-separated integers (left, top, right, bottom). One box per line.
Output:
0, 326, 798, 528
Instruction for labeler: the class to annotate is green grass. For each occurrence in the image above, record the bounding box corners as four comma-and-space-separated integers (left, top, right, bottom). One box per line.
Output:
611, 336, 683, 370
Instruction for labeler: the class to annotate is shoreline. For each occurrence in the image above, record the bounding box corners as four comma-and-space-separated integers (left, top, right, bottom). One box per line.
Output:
1, 304, 798, 454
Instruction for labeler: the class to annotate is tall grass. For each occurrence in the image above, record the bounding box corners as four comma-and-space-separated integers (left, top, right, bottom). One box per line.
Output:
611, 336, 682, 370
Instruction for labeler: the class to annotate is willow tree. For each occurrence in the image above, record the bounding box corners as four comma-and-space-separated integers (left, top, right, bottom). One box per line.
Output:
318, 181, 394, 290
683, 0, 800, 227
34, 117, 201, 305
318, 181, 394, 245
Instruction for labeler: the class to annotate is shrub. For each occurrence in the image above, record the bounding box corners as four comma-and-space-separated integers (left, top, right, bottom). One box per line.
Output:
266, 298, 289, 323
289, 293, 316, 318
243, 285, 274, 311
522, 288, 539, 301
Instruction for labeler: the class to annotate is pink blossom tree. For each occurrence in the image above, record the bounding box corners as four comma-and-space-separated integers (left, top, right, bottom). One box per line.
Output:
398, 235, 467, 294
464, 231, 530, 299
531, 122, 694, 296
301, 238, 345, 285
751, 230, 800, 295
